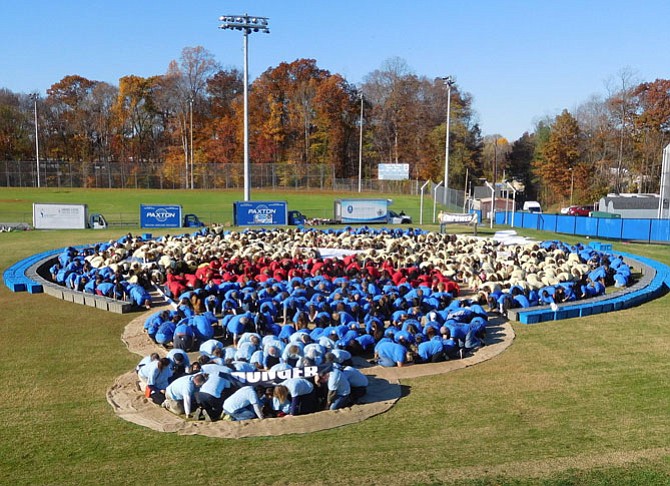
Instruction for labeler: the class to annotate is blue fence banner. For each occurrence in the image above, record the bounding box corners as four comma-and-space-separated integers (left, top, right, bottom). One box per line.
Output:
233, 201, 288, 226
497, 211, 670, 243
140, 204, 182, 228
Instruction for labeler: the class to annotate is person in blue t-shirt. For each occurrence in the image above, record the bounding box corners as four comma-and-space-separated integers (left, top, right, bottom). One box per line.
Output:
319, 363, 351, 410
374, 339, 408, 367
196, 371, 234, 421
342, 365, 368, 402
172, 320, 196, 351
154, 318, 177, 347
417, 335, 445, 363
166, 348, 190, 381
272, 377, 316, 416
222, 386, 266, 421
127, 283, 152, 309
144, 310, 169, 342
164, 373, 206, 418
138, 357, 172, 401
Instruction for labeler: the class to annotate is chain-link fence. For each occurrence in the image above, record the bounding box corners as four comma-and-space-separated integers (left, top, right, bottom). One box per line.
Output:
431, 181, 466, 213
1, 160, 474, 227
1, 160, 424, 195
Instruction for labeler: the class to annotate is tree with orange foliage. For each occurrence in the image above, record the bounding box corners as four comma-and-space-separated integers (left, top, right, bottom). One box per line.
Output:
533, 110, 582, 204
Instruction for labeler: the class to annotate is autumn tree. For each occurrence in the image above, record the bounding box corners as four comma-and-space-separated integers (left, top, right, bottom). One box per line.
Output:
630, 78, 670, 193
203, 68, 244, 165
481, 135, 510, 183
45, 75, 97, 162
506, 132, 536, 198
311, 74, 358, 173
158, 46, 221, 187
0, 90, 33, 160
573, 94, 616, 192
362, 58, 418, 167
362, 61, 482, 184
248, 59, 358, 178
605, 68, 639, 192
113, 75, 164, 170
533, 110, 582, 205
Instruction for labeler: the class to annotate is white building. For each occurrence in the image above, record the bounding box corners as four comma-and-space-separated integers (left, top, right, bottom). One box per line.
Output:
597, 193, 661, 219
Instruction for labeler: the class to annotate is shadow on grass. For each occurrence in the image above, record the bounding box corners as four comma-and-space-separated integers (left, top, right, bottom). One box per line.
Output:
484, 316, 508, 346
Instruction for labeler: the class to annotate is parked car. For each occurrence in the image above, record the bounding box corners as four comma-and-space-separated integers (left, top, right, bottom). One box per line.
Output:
288, 210, 306, 225
388, 210, 412, 224
522, 201, 542, 213
567, 205, 592, 216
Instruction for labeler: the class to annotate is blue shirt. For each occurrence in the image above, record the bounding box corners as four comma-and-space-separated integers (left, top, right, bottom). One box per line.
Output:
327, 367, 351, 396
375, 341, 407, 365
166, 374, 200, 415
139, 360, 172, 390
223, 386, 261, 414
135, 355, 154, 373
282, 377, 314, 398
199, 373, 232, 398
200, 339, 224, 356
166, 349, 191, 369
418, 337, 444, 361
144, 311, 166, 335
155, 321, 176, 344
343, 366, 368, 388
192, 314, 215, 341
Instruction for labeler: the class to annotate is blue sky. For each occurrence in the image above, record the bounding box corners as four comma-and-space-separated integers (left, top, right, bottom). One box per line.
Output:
3, 1, 670, 141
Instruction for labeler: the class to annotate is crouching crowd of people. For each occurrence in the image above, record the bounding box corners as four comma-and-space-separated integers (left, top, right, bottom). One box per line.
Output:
135, 347, 368, 422
475, 240, 633, 315
143, 288, 490, 373
48, 234, 155, 310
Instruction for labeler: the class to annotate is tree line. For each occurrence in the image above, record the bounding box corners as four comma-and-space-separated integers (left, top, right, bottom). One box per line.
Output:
504, 70, 670, 207
1, 48, 669, 207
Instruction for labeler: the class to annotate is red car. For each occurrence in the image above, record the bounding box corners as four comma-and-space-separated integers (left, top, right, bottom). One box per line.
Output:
567, 205, 592, 216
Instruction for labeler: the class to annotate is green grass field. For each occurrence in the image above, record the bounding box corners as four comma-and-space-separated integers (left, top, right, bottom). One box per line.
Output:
1, 188, 669, 485
0, 187, 424, 225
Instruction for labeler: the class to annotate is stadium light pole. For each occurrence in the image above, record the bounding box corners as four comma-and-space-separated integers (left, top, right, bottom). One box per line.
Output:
219, 14, 270, 201
30, 93, 40, 188
442, 76, 454, 207
358, 92, 364, 193
189, 96, 194, 190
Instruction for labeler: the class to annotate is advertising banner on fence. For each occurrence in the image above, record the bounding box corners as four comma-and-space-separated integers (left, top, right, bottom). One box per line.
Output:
378, 163, 409, 180
233, 201, 288, 226
140, 204, 182, 228
33, 203, 88, 229
334, 199, 389, 223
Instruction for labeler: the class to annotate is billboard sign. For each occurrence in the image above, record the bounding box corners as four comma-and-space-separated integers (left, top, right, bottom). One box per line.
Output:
234, 201, 288, 226
378, 163, 409, 180
140, 204, 183, 228
33, 203, 88, 229
334, 199, 389, 224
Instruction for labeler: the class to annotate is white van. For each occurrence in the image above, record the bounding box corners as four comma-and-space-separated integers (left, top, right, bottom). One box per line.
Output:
522, 201, 542, 213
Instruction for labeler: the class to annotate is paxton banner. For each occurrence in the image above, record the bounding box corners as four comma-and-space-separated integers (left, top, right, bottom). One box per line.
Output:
234, 201, 288, 226
140, 204, 183, 228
